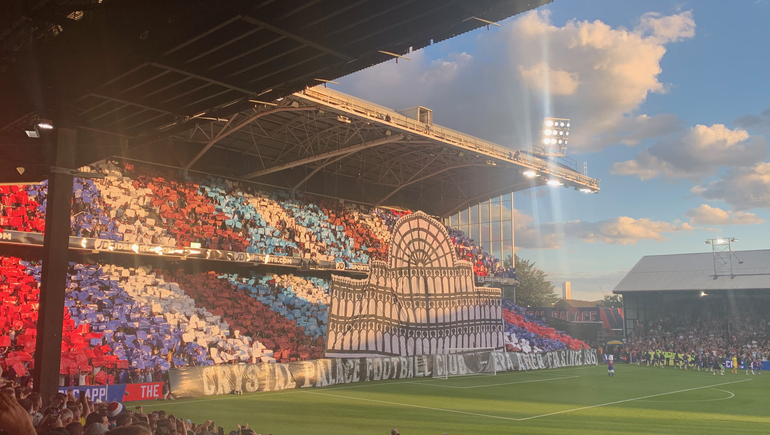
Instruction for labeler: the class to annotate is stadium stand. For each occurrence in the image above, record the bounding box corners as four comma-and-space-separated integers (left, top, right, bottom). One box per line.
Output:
0, 186, 46, 232
624, 301, 769, 366
0, 161, 516, 278
2, 257, 580, 385
503, 300, 589, 353
0, 161, 558, 387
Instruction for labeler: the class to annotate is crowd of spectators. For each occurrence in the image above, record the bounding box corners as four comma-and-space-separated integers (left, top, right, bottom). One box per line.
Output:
1, 161, 518, 278
1, 256, 333, 385
502, 300, 589, 353
447, 229, 517, 279
1, 160, 532, 392
623, 301, 769, 369
0, 186, 46, 233
2, 253, 564, 389
0, 384, 270, 435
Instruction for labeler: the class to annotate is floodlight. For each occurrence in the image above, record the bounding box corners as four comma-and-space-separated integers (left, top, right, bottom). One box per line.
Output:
715, 238, 727, 245
37, 120, 54, 129
24, 128, 40, 138
579, 188, 592, 193
540, 117, 571, 157
700, 291, 707, 297
523, 170, 537, 178
547, 179, 563, 186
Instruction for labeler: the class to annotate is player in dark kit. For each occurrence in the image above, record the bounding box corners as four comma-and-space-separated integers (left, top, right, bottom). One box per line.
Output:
713, 355, 724, 375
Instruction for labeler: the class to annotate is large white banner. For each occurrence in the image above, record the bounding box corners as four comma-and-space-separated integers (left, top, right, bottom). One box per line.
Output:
169, 349, 598, 398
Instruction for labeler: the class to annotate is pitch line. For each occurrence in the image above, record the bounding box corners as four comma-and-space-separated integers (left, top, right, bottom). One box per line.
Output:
304, 378, 752, 424
303, 390, 523, 422
406, 375, 580, 389
637, 388, 735, 403
518, 378, 752, 421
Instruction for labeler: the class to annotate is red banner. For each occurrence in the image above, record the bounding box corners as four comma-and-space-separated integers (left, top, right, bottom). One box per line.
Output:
120, 382, 164, 402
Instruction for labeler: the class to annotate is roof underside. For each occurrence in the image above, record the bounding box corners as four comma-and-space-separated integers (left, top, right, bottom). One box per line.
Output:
613, 250, 770, 293
0, 0, 552, 195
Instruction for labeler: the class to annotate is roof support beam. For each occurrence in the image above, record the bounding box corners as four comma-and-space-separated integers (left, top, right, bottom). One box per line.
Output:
89, 93, 180, 116
150, 62, 260, 96
184, 106, 316, 170
242, 16, 355, 61
243, 133, 404, 179
292, 153, 351, 191
376, 163, 487, 206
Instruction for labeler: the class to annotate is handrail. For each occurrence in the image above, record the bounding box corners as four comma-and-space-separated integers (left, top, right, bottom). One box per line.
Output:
297, 87, 600, 189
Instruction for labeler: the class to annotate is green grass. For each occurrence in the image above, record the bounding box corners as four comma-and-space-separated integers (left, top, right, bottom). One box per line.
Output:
135, 365, 770, 434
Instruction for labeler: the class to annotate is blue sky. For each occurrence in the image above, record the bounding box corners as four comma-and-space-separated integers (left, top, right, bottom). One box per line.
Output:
337, 1, 770, 300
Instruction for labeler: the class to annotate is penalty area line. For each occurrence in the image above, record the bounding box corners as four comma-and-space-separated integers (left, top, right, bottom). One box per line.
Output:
517, 378, 753, 421
406, 375, 580, 389
302, 390, 522, 422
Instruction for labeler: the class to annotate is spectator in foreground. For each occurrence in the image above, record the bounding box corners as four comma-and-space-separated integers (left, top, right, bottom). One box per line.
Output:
0, 391, 36, 435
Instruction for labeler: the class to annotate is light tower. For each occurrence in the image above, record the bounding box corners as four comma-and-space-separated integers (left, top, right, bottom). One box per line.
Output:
537, 117, 570, 157
705, 237, 743, 279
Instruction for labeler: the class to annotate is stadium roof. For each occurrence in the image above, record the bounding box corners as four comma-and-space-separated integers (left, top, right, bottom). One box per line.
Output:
113, 86, 598, 217
0, 0, 552, 186
613, 250, 770, 293
0, 0, 601, 216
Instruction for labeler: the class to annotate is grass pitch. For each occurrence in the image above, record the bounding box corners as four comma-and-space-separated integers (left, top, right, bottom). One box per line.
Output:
137, 365, 769, 434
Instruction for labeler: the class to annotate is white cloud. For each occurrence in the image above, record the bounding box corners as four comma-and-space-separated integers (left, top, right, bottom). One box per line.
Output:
515, 210, 693, 249
636, 11, 696, 43
514, 209, 561, 250
735, 108, 770, 132
518, 63, 580, 95
591, 113, 684, 149
685, 204, 765, 225
559, 216, 693, 245
338, 10, 695, 152
692, 162, 770, 210
612, 124, 768, 180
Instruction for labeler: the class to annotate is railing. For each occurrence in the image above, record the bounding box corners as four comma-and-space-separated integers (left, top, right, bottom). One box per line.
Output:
298, 87, 600, 190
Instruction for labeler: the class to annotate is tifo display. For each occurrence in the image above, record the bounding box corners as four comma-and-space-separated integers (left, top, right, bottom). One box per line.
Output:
327, 212, 505, 358
0, 161, 513, 278
1, 189, 587, 389
0, 252, 586, 386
